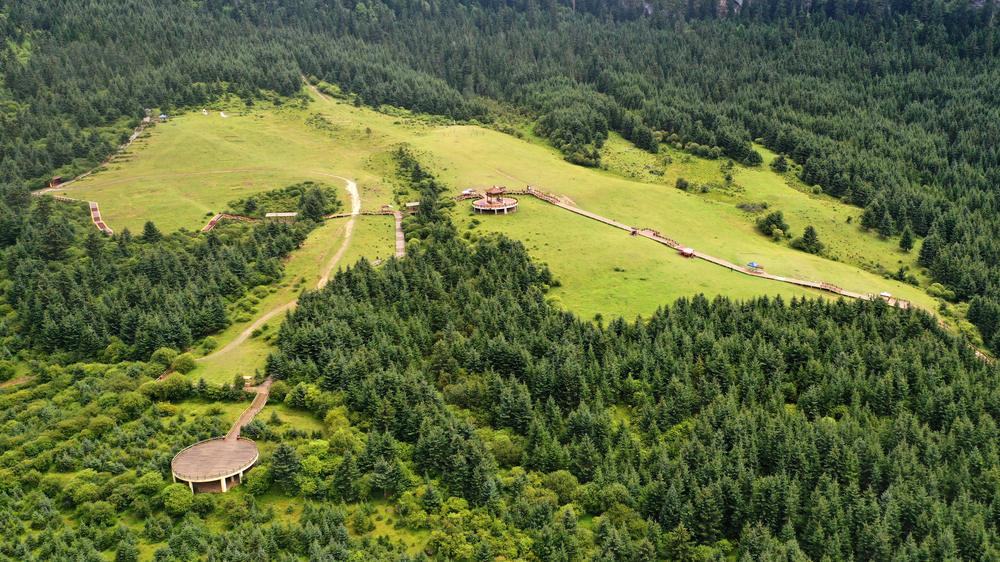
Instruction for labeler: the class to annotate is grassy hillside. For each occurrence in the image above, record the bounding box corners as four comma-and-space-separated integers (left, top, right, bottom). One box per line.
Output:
410, 124, 938, 313
52, 84, 945, 325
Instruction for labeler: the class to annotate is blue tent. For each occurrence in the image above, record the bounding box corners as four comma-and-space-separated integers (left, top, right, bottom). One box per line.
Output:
747, 262, 762, 269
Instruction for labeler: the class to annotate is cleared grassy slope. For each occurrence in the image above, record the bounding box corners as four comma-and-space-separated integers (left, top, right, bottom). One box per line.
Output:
60, 85, 944, 327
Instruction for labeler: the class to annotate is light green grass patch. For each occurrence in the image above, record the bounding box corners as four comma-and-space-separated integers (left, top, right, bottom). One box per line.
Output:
419, 126, 939, 315
59, 101, 393, 232
258, 403, 326, 435
457, 197, 820, 320
171, 400, 250, 427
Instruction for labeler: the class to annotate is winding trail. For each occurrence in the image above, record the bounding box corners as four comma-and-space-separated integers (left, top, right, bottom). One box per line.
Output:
200, 176, 360, 362
0, 376, 29, 389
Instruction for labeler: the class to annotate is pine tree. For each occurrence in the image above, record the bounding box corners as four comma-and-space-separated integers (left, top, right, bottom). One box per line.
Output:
899, 226, 914, 252
421, 479, 442, 511
332, 452, 359, 503
918, 232, 941, 267
877, 210, 896, 237
771, 154, 789, 173
271, 444, 301, 494
84, 230, 104, 260
298, 187, 327, 222
142, 221, 162, 242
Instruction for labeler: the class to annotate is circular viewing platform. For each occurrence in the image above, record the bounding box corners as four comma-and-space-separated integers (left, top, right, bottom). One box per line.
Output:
472, 196, 519, 214
171, 437, 258, 493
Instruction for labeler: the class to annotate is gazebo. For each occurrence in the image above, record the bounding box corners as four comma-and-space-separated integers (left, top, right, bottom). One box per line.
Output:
472, 186, 518, 214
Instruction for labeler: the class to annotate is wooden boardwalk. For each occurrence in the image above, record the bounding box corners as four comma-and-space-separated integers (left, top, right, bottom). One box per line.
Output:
226, 378, 272, 441
31, 118, 151, 235
394, 211, 406, 258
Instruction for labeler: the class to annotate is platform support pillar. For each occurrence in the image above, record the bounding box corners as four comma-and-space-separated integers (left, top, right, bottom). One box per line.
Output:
220, 477, 227, 493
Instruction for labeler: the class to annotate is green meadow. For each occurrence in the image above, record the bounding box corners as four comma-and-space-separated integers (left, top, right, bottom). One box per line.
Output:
58, 84, 946, 343
414, 127, 937, 313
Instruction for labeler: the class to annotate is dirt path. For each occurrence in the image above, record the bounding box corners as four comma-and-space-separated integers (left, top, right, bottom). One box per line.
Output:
0, 376, 29, 389
303, 75, 331, 103
200, 176, 359, 361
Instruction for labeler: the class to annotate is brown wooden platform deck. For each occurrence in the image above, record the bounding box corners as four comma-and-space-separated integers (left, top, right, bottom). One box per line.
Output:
171, 437, 258, 482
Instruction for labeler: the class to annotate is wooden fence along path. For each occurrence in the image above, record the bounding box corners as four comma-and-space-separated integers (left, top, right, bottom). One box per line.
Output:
461, 187, 914, 310
45, 195, 114, 235
201, 214, 260, 232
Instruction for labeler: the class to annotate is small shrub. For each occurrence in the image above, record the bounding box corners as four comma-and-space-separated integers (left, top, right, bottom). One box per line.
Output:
150, 347, 178, 368
756, 211, 790, 239
172, 353, 197, 374
737, 202, 769, 214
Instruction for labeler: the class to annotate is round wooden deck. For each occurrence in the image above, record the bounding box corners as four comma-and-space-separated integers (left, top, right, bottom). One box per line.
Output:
171, 437, 258, 483
472, 196, 518, 213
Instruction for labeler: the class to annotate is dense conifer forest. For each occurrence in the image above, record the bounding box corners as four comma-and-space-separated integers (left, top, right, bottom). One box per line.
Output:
3, 0, 1000, 559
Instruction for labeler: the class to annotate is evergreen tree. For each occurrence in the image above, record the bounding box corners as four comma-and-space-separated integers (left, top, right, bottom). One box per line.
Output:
899, 226, 914, 252
271, 444, 302, 494
298, 187, 327, 222
332, 452, 359, 503
142, 221, 162, 243
771, 154, 789, 173
877, 210, 896, 237
792, 225, 823, 254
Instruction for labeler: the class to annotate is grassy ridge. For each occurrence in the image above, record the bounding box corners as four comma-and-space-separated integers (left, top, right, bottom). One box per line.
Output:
62, 86, 944, 328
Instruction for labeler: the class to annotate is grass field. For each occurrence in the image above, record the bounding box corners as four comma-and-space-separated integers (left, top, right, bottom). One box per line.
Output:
458, 197, 820, 320
57, 97, 399, 232
57, 82, 948, 344
416, 127, 938, 313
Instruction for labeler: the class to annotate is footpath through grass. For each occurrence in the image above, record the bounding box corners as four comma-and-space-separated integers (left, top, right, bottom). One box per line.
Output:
457, 197, 819, 320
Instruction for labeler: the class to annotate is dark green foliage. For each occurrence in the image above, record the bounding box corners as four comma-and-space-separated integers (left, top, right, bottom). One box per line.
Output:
297, 187, 328, 222
3, 0, 1000, 344
1, 199, 310, 360
270, 444, 301, 494
771, 154, 789, 173
4, 1, 1000, 558
263, 188, 1000, 558
900, 226, 915, 252
228, 182, 341, 220
141, 221, 161, 243
756, 210, 789, 238
791, 225, 823, 254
